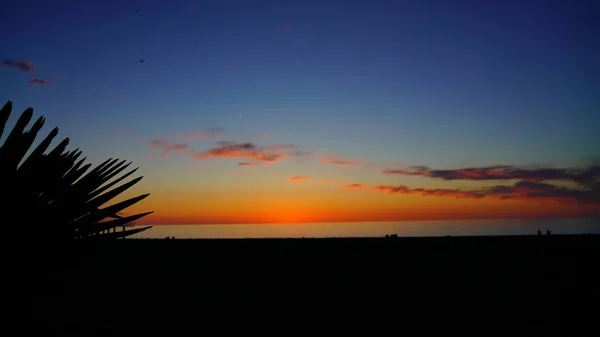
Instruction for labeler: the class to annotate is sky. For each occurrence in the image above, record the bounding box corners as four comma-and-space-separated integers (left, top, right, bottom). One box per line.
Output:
1, 0, 599, 226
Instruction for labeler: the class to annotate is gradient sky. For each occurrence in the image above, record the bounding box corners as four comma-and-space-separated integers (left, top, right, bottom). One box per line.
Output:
2, 0, 599, 225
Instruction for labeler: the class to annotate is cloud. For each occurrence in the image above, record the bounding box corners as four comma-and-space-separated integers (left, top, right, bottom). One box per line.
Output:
262, 144, 296, 151
238, 162, 264, 166
287, 176, 309, 182
380, 164, 593, 183
344, 178, 600, 204
346, 183, 369, 189
191, 141, 292, 163
28, 78, 52, 87
2, 59, 37, 74
351, 162, 600, 204
56, 72, 64, 78
320, 155, 360, 166
150, 139, 188, 158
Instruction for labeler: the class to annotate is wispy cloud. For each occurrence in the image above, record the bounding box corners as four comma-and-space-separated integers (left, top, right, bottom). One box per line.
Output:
262, 144, 296, 151
2, 59, 37, 74
28, 78, 52, 87
287, 176, 309, 182
380, 165, 595, 183
355, 164, 600, 204
191, 141, 296, 164
150, 139, 188, 158
238, 162, 264, 166
344, 178, 600, 204
56, 72, 64, 78
320, 155, 360, 166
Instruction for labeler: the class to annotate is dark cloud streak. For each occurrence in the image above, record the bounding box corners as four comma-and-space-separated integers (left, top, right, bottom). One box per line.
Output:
2, 59, 37, 74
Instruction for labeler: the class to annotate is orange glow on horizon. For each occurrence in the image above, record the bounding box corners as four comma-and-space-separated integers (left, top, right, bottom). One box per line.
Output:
119, 188, 600, 225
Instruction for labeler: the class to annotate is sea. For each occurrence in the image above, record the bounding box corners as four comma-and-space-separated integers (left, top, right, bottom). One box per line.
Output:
129, 217, 600, 239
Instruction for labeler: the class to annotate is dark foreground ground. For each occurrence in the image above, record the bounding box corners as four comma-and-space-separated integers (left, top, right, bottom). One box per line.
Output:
15, 235, 600, 335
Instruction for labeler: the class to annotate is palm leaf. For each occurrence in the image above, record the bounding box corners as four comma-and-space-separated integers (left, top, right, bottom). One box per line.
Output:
0, 101, 153, 240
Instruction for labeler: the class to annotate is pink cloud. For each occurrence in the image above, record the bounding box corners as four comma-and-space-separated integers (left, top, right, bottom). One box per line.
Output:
28, 78, 52, 87
320, 155, 360, 166
191, 142, 290, 163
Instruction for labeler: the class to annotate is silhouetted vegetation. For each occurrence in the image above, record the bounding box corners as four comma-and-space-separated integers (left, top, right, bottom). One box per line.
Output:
0, 100, 153, 241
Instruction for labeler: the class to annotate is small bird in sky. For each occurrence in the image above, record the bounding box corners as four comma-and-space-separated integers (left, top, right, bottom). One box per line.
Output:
139, 58, 145, 63
136, 8, 140, 13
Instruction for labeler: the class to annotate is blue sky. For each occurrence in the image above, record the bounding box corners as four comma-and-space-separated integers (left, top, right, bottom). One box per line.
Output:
1, 0, 598, 224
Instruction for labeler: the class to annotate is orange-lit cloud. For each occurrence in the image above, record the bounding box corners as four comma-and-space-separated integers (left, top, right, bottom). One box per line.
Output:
345, 180, 600, 204
287, 176, 309, 182
151, 139, 188, 158
320, 155, 360, 166
2, 59, 36, 74
191, 141, 291, 163
28, 78, 52, 87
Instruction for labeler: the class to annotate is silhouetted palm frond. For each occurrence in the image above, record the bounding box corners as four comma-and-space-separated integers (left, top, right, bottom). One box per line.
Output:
0, 100, 153, 240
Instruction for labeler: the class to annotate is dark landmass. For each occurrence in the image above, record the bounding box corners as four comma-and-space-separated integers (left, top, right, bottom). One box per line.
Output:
19, 235, 600, 335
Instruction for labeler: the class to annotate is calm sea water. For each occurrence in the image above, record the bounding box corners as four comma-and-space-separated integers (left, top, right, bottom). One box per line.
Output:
130, 218, 600, 239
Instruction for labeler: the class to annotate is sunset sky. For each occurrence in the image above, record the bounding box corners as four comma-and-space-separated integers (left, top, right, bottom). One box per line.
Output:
2, 0, 599, 225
